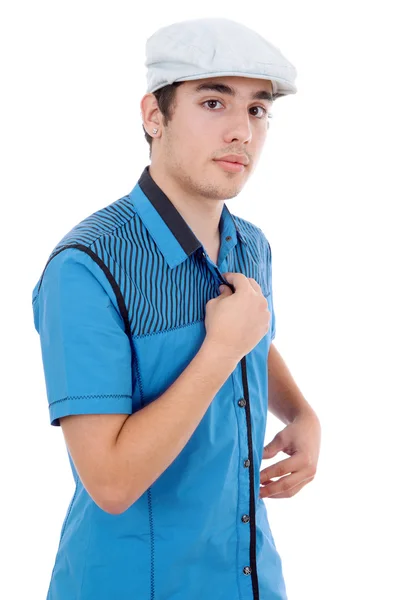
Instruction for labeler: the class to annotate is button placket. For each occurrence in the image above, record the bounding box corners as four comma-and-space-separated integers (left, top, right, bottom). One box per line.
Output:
229, 336, 257, 589
199, 249, 225, 289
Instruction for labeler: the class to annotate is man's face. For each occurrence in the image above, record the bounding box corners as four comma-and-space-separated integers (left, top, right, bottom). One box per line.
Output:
152, 76, 273, 201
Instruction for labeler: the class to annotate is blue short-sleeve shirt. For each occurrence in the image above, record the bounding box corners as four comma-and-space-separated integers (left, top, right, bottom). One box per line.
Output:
32, 165, 285, 600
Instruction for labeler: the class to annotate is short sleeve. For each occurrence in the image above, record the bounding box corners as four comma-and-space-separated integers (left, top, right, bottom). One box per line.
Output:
32, 247, 133, 426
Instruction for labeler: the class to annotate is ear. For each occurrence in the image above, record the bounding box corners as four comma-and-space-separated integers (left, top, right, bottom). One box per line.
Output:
140, 93, 162, 137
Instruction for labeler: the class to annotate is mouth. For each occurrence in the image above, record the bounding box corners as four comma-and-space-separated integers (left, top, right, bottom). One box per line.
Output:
214, 160, 246, 173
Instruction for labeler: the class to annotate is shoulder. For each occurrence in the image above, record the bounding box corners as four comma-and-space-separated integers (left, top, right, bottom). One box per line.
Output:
230, 212, 271, 256
32, 194, 137, 304
48, 194, 137, 257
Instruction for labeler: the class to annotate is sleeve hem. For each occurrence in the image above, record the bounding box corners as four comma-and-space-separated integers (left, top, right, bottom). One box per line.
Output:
49, 394, 132, 427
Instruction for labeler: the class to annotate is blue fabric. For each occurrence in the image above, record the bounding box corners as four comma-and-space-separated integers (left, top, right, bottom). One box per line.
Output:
32, 165, 285, 599
33, 249, 133, 426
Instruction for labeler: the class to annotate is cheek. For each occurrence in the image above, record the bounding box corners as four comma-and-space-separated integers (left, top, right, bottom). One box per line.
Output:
181, 107, 220, 138
172, 122, 210, 157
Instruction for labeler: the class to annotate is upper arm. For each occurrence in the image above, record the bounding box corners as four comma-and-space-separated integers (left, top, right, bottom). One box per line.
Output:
33, 247, 134, 511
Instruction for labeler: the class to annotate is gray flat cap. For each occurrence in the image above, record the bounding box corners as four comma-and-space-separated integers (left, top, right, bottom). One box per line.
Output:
145, 17, 297, 100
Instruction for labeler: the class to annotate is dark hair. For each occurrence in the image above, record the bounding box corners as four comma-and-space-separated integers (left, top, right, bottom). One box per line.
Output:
142, 82, 185, 158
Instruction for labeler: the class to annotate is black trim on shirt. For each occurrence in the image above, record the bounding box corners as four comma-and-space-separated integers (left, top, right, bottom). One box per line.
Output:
138, 165, 202, 257
241, 354, 260, 598
37, 243, 131, 336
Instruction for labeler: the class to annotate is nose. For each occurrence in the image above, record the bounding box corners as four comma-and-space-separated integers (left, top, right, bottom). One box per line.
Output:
222, 107, 252, 145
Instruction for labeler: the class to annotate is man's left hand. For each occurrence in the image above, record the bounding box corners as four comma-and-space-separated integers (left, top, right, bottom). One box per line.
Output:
259, 411, 321, 499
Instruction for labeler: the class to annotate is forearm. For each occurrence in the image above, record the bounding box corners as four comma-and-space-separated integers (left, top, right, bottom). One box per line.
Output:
109, 340, 238, 513
267, 342, 317, 425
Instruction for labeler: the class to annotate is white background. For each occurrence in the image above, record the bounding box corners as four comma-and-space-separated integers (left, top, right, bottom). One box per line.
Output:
1, 1, 399, 599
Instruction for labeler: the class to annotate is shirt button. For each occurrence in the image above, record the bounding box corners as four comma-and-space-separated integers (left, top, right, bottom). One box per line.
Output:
241, 514, 250, 523
225, 235, 232, 241
243, 566, 252, 575
238, 398, 246, 407
243, 459, 251, 468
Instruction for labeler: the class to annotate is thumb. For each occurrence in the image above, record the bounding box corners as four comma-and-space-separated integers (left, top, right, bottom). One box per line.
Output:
263, 436, 282, 459
219, 284, 232, 296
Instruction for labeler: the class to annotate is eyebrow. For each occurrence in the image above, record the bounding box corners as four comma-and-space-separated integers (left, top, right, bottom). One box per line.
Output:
193, 82, 274, 102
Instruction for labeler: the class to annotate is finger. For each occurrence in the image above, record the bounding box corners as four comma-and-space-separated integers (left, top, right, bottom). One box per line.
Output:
260, 455, 301, 484
260, 478, 311, 500
267, 475, 314, 499
259, 471, 311, 498
218, 284, 233, 296
247, 277, 264, 295
222, 272, 247, 289
223, 272, 260, 295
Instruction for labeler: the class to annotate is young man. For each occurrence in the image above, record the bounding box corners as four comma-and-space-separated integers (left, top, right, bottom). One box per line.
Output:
32, 17, 321, 600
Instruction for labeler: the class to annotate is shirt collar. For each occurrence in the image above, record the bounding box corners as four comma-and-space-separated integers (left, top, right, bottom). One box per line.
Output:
128, 165, 247, 270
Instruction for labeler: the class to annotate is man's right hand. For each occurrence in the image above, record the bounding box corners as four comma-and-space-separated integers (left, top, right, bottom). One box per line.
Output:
204, 272, 271, 363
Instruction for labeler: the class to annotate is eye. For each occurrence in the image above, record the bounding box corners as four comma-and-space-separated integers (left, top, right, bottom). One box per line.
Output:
202, 100, 224, 110
249, 106, 268, 119
202, 100, 270, 119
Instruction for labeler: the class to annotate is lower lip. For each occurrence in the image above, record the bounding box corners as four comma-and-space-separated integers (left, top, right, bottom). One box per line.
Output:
214, 160, 245, 173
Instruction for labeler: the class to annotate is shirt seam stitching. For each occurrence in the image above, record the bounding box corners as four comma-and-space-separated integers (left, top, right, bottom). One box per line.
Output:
131, 336, 156, 598
133, 318, 204, 339
49, 394, 131, 407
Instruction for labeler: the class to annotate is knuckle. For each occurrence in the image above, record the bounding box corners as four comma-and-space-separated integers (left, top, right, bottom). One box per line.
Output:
249, 276, 262, 290
276, 465, 286, 477
305, 456, 314, 469
259, 297, 268, 310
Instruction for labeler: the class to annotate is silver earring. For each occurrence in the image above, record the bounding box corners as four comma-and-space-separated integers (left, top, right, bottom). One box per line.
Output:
152, 128, 158, 134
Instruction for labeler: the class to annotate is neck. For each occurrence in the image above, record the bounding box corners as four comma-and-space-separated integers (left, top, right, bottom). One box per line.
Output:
148, 162, 223, 249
